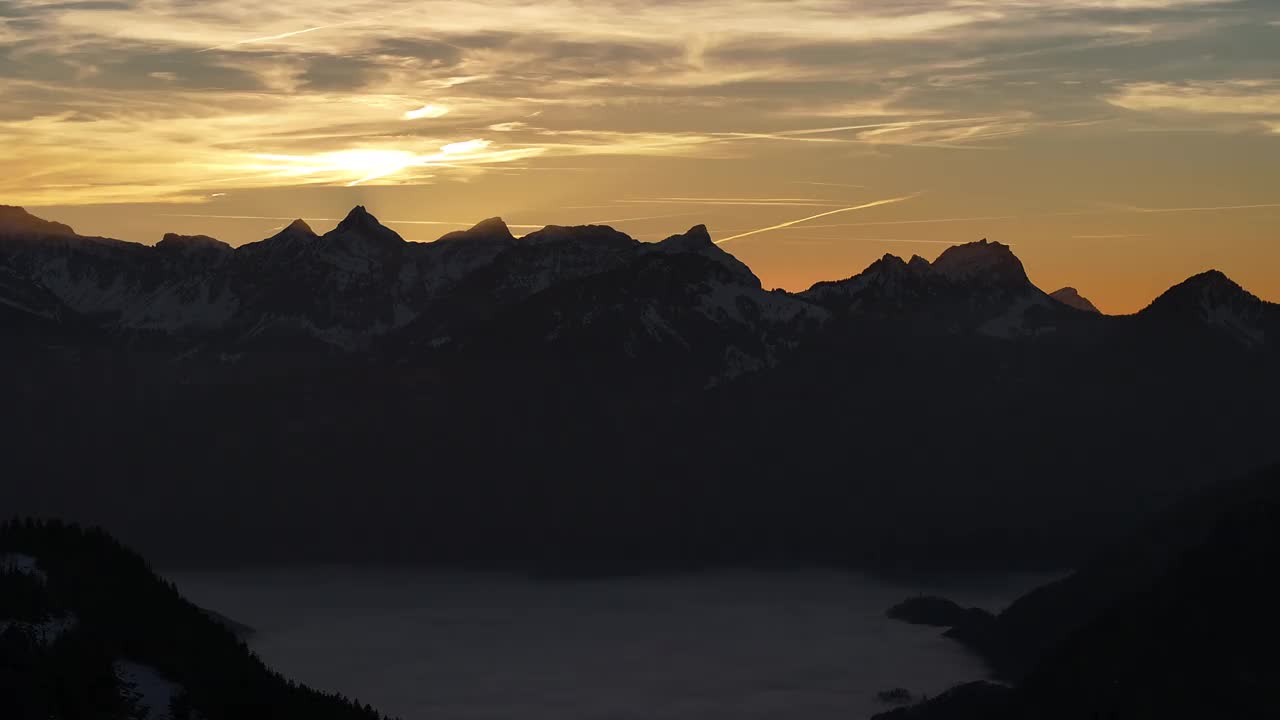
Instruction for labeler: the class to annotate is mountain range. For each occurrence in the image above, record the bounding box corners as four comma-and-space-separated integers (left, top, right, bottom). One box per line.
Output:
2, 204, 1278, 572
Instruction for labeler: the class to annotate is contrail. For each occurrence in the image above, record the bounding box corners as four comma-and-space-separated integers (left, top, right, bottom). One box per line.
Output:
791, 181, 866, 189
796, 214, 1020, 229
584, 212, 699, 225
621, 198, 844, 207
1128, 202, 1280, 214
201, 25, 341, 52
714, 195, 918, 245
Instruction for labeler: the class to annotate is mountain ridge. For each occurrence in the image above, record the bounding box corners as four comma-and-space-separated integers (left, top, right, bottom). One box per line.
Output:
4, 204, 1278, 574
3, 205, 1271, 326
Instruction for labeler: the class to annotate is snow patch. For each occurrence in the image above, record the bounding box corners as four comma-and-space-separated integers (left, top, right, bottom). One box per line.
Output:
116, 660, 184, 720
1, 552, 45, 580
1201, 296, 1265, 346
979, 293, 1054, 339
0, 613, 78, 645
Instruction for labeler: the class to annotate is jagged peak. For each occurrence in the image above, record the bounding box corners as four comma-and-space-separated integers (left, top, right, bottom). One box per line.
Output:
0, 205, 77, 237
1050, 287, 1101, 314
436, 217, 516, 244
930, 238, 1029, 286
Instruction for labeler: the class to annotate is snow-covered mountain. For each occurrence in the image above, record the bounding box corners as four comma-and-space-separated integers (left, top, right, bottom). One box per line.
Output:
801, 239, 1076, 339
4, 206, 1278, 577
4, 207, 1275, 362
0, 207, 834, 383
1137, 269, 1273, 347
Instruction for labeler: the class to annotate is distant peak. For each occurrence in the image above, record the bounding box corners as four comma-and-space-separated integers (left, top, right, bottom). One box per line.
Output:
156, 233, 231, 255
435, 216, 516, 245
1050, 287, 1101, 314
521, 224, 637, 248
470, 217, 511, 236
0, 205, 76, 237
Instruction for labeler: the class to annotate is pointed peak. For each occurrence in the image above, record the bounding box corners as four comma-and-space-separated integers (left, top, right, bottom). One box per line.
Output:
657, 224, 714, 251
285, 218, 315, 235
338, 205, 378, 229
650, 224, 759, 287
328, 205, 403, 247
0, 205, 77, 237
908, 255, 931, 272
1050, 287, 1101, 314
470, 217, 511, 236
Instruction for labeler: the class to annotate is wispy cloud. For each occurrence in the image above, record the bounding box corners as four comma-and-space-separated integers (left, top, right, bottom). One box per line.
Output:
2, 0, 1276, 208
1108, 81, 1280, 116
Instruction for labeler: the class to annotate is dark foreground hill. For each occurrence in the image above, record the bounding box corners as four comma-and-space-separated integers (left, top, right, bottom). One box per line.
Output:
876, 463, 1280, 720
0, 518, 390, 720
2, 205, 1278, 573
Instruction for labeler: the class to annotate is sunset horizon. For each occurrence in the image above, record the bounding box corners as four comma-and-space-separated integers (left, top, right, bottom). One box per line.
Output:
5, 0, 1278, 314
4, 3, 1279, 719
10, 199, 1275, 317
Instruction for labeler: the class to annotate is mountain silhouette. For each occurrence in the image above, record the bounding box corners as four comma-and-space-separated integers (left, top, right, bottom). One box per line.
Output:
1048, 287, 1100, 314
2, 206, 1277, 573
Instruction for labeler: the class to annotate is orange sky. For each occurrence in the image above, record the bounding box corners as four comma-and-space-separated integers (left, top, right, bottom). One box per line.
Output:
3, 0, 1278, 313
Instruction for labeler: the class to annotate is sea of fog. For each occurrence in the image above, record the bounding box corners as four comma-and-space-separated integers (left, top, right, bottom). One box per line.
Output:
170, 570, 1049, 720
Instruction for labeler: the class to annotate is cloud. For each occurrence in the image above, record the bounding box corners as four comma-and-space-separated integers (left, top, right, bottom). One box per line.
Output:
3, 0, 1277, 205
1108, 80, 1280, 115
404, 104, 449, 120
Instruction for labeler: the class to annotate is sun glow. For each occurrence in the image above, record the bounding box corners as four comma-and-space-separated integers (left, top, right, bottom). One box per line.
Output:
250, 149, 425, 186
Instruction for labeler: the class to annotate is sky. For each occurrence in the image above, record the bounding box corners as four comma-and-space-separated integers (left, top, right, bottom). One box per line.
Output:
2, 0, 1278, 313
